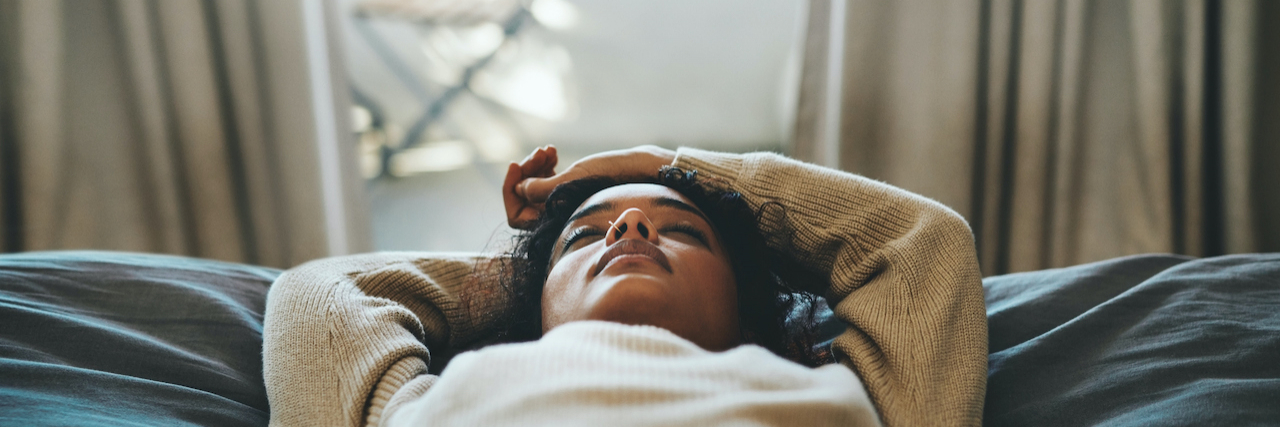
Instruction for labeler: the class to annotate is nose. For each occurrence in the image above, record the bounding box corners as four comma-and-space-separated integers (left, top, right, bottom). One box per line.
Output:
604, 208, 659, 245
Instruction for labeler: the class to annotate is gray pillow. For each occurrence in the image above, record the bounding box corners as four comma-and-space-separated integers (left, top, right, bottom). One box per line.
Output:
982, 253, 1280, 426
0, 251, 278, 426
4, 251, 1276, 426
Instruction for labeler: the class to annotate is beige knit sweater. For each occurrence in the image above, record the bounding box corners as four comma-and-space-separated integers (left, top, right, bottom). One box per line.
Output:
263, 148, 987, 426
386, 320, 882, 426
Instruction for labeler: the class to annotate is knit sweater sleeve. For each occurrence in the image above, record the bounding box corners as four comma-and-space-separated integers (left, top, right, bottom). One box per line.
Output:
262, 252, 508, 427
673, 148, 987, 427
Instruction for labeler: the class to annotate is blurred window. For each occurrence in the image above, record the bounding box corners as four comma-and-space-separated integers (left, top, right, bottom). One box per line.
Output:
341, 0, 805, 251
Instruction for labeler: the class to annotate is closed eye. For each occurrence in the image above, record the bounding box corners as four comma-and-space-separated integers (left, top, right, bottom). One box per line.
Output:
660, 223, 710, 247
562, 226, 604, 251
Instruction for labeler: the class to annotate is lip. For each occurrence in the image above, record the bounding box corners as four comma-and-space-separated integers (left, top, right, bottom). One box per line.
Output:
593, 239, 672, 276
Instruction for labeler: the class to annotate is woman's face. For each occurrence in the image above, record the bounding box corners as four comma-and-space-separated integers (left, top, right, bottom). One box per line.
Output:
541, 183, 741, 351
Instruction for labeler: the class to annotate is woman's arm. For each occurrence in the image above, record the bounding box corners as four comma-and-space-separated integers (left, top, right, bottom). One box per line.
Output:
265, 146, 564, 426
672, 148, 987, 427
262, 252, 507, 426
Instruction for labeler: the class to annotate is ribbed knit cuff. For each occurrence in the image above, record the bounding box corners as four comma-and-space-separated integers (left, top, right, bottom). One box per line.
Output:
413, 254, 511, 347
673, 147, 746, 189
366, 358, 429, 426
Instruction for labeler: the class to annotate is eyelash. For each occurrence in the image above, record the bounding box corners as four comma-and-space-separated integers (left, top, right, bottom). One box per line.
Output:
560, 223, 710, 251
562, 227, 603, 249
660, 223, 710, 247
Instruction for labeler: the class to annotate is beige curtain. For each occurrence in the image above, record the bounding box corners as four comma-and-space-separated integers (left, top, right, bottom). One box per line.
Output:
0, 0, 370, 268
793, 0, 1280, 275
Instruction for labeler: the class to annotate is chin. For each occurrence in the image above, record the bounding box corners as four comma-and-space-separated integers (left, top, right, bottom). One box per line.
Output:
584, 273, 677, 326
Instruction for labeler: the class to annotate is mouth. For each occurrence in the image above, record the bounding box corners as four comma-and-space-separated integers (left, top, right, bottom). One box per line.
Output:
593, 239, 672, 276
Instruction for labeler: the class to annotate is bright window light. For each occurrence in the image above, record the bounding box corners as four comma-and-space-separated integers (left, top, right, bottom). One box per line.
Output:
530, 0, 580, 31
389, 140, 474, 175
474, 62, 568, 121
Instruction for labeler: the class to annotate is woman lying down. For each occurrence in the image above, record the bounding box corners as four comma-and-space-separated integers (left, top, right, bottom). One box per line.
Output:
263, 146, 987, 426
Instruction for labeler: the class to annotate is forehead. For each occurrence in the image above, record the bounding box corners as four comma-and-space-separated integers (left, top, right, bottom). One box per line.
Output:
575, 183, 699, 216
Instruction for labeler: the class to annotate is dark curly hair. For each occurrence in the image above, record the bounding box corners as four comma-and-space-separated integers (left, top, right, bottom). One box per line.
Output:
484, 167, 831, 367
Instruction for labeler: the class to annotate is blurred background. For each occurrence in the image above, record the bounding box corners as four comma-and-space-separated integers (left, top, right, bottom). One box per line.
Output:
344, 0, 804, 253
0, 0, 1277, 275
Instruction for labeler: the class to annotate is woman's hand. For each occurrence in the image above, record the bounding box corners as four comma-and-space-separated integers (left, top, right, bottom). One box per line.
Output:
503, 145, 677, 229
503, 145, 559, 229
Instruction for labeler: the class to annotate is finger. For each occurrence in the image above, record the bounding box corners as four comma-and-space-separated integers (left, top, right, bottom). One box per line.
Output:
504, 161, 521, 189
542, 145, 558, 174
516, 202, 544, 225
518, 146, 558, 180
519, 147, 549, 177
520, 169, 580, 204
534, 146, 558, 178
518, 147, 539, 166
503, 163, 526, 227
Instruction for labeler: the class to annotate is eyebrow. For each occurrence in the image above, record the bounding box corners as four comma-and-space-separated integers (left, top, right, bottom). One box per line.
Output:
567, 201, 615, 224
651, 196, 711, 223
566, 196, 710, 224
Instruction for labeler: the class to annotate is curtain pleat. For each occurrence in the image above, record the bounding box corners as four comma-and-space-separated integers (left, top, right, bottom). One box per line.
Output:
154, 0, 246, 262
60, 0, 157, 252
0, 0, 14, 252
117, 0, 190, 255
11, 0, 65, 253
1249, 0, 1280, 253
1043, 0, 1087, 269
1004, 0, 1059, 274
794, 0, 1279, 275
790, 0, 831, 165
0, 0, 369, 267
836, 0, 983, 212
1219, 0, 1260, 254
974, 0, 1015, 275
211, 0, 289, 268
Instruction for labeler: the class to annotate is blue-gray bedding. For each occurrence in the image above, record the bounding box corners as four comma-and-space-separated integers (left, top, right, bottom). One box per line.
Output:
983, 253, 1280, 425
0, 251, 1277, 426
0, 251, 279, 426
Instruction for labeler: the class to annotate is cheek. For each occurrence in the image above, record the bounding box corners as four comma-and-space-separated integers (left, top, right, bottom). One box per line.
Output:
712, 258, 738, 301
680, 251, 738, 304
540, 251, 593, 332
672, 249, 740, 348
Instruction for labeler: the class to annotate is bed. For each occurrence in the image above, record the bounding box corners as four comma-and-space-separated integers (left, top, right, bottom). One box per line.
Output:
1, 250, 1277, 425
